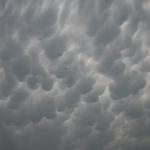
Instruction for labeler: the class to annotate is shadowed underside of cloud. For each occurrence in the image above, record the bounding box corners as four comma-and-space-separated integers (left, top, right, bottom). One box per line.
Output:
0, 0, 150, 149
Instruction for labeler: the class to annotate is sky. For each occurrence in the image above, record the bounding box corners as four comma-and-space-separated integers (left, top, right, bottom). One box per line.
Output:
0, 0, 150, 149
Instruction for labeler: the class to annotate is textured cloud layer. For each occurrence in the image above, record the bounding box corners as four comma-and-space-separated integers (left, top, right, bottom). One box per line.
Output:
0, 0, 150, 150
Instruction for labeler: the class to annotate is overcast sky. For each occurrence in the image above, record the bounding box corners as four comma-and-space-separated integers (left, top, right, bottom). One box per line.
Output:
0, 0, 150, 149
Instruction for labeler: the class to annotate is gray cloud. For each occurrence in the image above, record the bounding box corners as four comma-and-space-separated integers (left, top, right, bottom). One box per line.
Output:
0, 0, 150, 150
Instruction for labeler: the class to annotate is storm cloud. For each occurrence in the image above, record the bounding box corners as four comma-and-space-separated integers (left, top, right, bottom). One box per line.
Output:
0, 0, 150, 150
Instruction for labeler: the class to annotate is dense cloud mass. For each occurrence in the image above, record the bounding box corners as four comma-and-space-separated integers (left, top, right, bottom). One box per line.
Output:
0, 0, 150, 149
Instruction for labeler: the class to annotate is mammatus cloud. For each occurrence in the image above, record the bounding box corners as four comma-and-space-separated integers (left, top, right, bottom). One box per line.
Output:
0, 0, 150, 149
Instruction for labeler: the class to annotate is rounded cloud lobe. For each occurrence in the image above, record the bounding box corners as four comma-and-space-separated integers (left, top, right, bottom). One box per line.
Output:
0, 0, 150, 150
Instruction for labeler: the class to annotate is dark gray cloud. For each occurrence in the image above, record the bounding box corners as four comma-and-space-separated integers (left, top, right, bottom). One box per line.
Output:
0, 0, 150, 150
8, 87, 29, 109
11, 55, 31, 81
43, 35, 67, 60
109, 71, 146, 99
